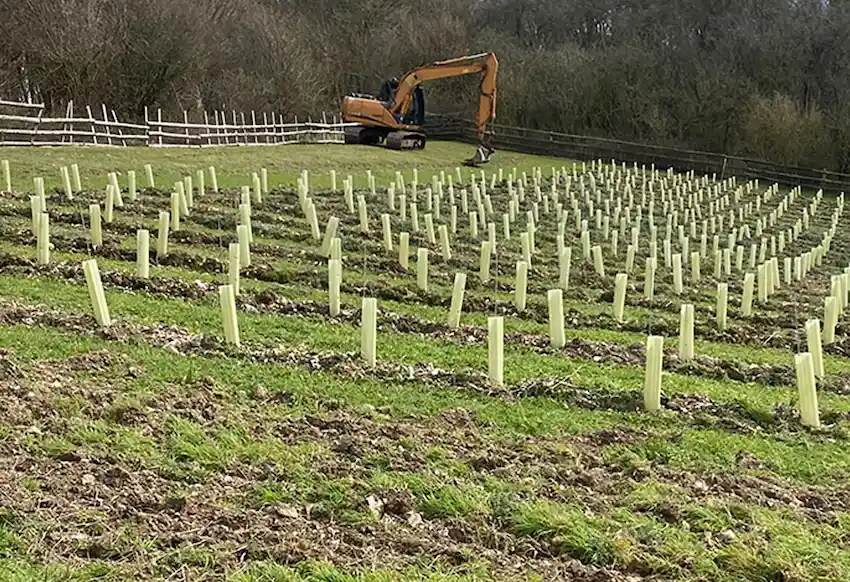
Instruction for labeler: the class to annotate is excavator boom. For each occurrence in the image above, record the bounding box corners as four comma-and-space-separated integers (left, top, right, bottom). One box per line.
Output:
342, 52, 498, 164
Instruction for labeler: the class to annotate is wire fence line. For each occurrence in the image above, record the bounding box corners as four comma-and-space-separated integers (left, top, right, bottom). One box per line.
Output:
424, 114, 850, 194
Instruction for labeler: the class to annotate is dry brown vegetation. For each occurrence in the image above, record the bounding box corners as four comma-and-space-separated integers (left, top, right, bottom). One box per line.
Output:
3, 1, 850, 170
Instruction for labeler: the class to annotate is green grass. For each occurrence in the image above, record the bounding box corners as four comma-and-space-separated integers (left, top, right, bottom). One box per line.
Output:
0, 141, 568, 192
2, 142, 850, 581
1, 322, 847, 486
0, 559, 500, 582
5, 228, 844, 373
2, 273, 848, 424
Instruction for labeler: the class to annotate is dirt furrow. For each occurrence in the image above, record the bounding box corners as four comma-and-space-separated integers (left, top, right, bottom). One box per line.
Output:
2, 254, 846, 392
0, 298, 845, 437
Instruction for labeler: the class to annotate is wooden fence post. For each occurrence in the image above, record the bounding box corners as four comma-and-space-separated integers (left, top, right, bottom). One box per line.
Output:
86, 105, 97, 145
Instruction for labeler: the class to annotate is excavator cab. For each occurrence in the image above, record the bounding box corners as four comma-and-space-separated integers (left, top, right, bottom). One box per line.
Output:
378, 78, 425, 125
402, 87, 425, 125
378, 78, 399, 104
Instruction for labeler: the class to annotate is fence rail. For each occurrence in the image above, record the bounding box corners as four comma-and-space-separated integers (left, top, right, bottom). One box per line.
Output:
0, 100, 351, 148
144, 108, 347, 147
0, 101, 149, 147
425, 115, 850, 193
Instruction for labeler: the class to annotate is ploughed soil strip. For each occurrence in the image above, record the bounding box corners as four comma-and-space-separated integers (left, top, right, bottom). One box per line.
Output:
2, 253, 850, 393
0, 298, 845, 438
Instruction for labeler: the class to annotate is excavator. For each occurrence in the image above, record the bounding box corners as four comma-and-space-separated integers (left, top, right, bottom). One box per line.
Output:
341, 52, 498, 166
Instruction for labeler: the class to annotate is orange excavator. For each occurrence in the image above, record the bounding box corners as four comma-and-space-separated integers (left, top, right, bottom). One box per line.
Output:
341, 52, 498, 166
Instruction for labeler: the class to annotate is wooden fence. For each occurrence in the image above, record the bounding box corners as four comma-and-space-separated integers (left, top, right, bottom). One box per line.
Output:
0, 100, 349, 147
5, 98, 850, 192
425, 115, 850, 193
144, 108, 346, 147
0, 101, 148, 146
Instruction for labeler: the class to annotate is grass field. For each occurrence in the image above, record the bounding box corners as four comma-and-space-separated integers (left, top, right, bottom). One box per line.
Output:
1, 140, 850, 581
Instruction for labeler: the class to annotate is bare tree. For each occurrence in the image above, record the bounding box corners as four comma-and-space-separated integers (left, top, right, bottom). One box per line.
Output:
1, 0, 850, 168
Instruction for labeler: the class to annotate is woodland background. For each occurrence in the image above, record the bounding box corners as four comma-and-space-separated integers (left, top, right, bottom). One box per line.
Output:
2, 0, 849, 170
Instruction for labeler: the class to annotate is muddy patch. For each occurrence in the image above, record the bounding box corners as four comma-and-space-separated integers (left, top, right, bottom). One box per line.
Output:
0, 350, 649, 580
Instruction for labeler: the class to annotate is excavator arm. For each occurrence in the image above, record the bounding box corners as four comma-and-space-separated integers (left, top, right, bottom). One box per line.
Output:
389, 52, 498, 144
342, 52, 498, 164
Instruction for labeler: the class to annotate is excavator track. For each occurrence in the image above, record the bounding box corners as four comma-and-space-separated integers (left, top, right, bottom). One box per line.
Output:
345, 125, 384, 146
344, 126, 426, 151
385, 131, 426, 151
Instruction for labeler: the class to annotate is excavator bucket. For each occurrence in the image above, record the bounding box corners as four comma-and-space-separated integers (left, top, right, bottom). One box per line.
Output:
465, 144, 494, 167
